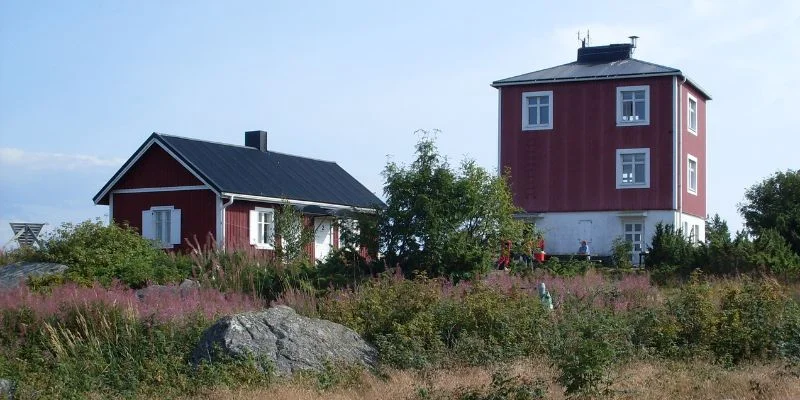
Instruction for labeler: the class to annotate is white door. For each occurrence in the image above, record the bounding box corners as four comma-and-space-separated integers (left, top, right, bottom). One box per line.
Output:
314, 217, 333, 261
624, 221, 644, 265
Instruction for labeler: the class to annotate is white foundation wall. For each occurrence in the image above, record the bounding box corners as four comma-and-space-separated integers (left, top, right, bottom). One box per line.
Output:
532, 210, 688, 257
677, 213, 706, 243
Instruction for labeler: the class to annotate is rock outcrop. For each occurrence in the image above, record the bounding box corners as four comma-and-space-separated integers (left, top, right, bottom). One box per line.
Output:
192, 305, 377, 376
0, 261, 68, 289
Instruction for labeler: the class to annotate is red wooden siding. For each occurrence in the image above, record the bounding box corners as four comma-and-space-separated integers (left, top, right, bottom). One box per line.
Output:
224, 200, 316, 259
500, 76, 675, 213
680, 83, 707, 218
113, 190, 216, 252
115, 143, 203, 189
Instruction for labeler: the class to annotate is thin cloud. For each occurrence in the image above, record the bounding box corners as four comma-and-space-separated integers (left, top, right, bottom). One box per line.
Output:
0, 148, 124, 171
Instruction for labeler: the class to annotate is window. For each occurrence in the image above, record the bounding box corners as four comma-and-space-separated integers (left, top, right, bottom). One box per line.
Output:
687, 154, 698, 195
616, 85, 650, 126
522, 91, 553, 130
249, 207, 275, 249
688, 94, 698, 134
624, 221, 644, 265
141, 206, 181, 248
616, 148, 650, 189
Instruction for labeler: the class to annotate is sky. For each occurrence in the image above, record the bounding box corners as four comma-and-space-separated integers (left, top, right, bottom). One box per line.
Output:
1, 0, 799, 247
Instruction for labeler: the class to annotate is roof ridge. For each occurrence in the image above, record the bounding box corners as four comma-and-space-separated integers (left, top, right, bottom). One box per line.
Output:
154, 132, 338, 164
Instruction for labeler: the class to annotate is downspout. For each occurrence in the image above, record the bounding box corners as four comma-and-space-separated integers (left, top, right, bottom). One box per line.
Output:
678, 76, 687, 231
220, 194, 235, 249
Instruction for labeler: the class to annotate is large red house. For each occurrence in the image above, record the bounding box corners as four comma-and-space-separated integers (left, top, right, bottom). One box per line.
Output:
93, 131, 383, 260
492, 40, 711, 263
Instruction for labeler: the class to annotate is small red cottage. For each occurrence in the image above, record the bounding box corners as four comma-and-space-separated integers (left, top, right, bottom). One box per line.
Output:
93, 131, 383, 260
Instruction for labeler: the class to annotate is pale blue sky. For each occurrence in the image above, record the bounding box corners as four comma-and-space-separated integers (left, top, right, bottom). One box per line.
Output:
1, 0, 798, 246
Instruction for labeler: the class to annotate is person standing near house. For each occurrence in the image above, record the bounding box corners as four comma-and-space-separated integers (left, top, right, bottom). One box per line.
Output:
577, 240, 590, 260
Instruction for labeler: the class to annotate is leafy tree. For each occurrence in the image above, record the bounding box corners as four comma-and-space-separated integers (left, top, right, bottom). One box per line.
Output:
272, 203, 314, 264
705, 213, 731, 246
751, 228, 800, 277
739, 170, 800, 255
379, 133, 526, 279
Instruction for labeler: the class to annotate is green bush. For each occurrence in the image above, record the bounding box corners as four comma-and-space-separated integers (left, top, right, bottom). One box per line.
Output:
40, 219, 190, 287
548, 307, 629, 397
611, 236, 634, 269
646, 223, 696, 274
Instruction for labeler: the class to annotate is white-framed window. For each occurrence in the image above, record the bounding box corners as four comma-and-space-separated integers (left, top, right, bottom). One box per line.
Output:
141, 206, 182, 248
623, 221, 644, 265
616, 85, 650, 126
616, 148, 650, 189
688, 93, 698, 134
522, 91, 553, 130
249, 207, 275, 249
687, 154, 698, 195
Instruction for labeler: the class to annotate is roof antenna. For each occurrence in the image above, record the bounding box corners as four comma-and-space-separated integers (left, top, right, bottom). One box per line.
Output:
586, 30, 591, 46
629, 35, 639, 55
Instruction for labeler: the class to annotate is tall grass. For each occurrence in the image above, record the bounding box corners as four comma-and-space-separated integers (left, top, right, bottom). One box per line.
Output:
0, 282, 267, 398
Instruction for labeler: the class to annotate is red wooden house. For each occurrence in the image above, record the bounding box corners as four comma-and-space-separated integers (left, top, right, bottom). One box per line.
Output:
492, 39, 711, 263
93, 131, 383, 260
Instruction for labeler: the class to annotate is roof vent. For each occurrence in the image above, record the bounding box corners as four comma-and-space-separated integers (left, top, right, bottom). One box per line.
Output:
245, 130, 268, 152
577, 43, 633, 63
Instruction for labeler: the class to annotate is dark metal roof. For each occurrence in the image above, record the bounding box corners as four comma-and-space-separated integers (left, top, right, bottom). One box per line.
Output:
492, 57, 711, 99
95, 133, 384, 209
492, 58, 679, 85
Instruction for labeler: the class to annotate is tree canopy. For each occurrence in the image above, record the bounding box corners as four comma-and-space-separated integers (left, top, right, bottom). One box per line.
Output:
378, 134, 526, 279
738, 170, 800, 255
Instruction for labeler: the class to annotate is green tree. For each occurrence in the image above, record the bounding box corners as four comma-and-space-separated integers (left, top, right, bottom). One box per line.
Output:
739, 170, 800, 255
379, 133, 526, 279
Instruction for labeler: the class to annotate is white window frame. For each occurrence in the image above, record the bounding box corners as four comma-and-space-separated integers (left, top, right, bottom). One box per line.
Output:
141, 205, 181, 248
249, 207, 275, 250
616, 148, 651, 189
521, 90, 553, 131
616, 85, 650, 126
687, 154, 698, 195
687, 93, 698, 135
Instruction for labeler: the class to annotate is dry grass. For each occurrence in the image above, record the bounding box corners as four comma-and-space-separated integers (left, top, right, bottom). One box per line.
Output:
193, 358, 800, 400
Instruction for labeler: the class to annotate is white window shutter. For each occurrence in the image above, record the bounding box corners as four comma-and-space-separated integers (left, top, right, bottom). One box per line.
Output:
170, 208, 182, 245
249, 210, 258, 245
141, 210, 155, 240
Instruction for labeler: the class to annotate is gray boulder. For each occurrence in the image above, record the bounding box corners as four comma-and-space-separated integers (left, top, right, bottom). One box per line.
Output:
0, 261, 68, 289
0, 378, 14, 399
192, 305, 377, 376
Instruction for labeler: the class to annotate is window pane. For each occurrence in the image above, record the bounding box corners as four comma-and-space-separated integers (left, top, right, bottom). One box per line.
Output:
634, 154, 645, 162
622, 101, 633, 118
528, 107, 537, 125
539, 106, 549, 124
634, 163, 645, 183
634, 90, 645, 100
536, 95, 549, 105
635, 101, 645, 119
634, 243, 642, 251
622, 164, 633, 183
634, 224, 642, 231
625, 234, 633, 241
526, 96, 535, 106
622, 92, 633, 100
622, 154, 633, 163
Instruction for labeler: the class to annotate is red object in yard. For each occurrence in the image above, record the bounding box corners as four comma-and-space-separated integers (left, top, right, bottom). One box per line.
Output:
534, 252, 546, 263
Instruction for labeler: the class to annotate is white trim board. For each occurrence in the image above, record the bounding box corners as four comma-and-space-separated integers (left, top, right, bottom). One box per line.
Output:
112, 185, 209, 194
222, 192, 378, 214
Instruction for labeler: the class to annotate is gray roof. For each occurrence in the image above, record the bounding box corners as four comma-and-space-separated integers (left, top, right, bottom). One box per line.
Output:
94, 133, 384, 209
492, 58, 711, 99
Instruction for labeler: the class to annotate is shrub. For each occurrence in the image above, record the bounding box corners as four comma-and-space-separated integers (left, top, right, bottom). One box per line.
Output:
751, 229, 800, 278
548, 307, 628, 397
37, 219, 190, 287
611, 236, 634, 269
646, 223, 696, 274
